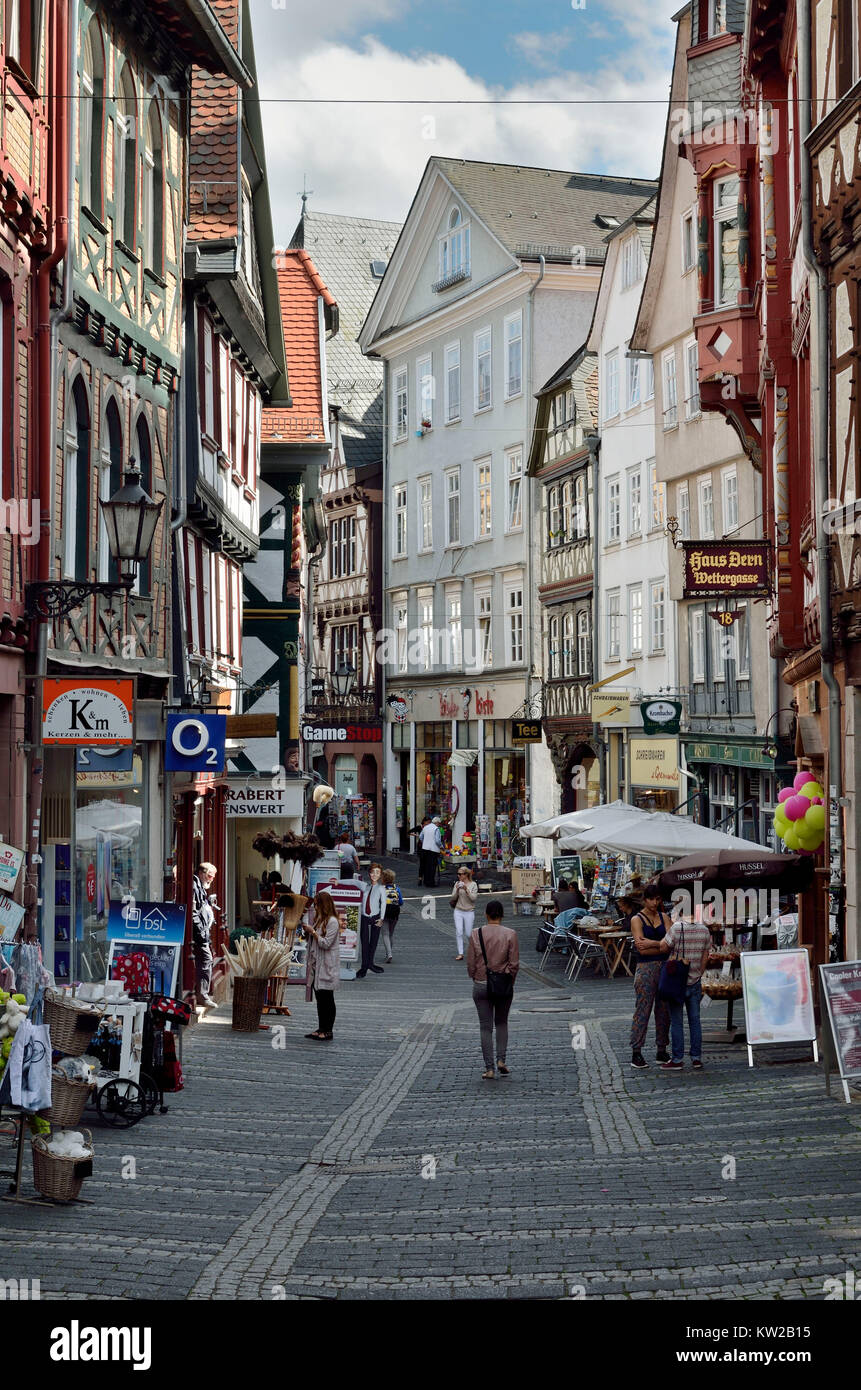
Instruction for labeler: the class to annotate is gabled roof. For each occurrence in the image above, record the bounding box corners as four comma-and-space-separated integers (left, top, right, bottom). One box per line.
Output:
148, 0, 251, 83
291, 209, 402, 471
586, 194, 657, 354
431, 158, 658, 265
528, 344, 598, 476
188, 0, 241, 242
262, 251, 337, 444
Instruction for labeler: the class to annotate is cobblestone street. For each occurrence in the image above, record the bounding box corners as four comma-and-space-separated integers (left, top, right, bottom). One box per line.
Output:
6, 890, 861, 1301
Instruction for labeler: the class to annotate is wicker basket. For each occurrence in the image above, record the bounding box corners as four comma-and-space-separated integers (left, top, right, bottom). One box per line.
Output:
231, 976, 268, 1031
44, 990, 102, 1057
40, 1068, 95, 1127
31, 1129, 93, 1203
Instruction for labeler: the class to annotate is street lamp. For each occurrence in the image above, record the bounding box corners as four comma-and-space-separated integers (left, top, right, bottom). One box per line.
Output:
331, 660, 356, 703
26, 462, 163, 619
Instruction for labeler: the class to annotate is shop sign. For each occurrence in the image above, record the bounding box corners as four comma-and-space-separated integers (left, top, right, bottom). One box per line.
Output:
641, 698, 682, 736
301, 722, 382, 743
682, 540, 770, 598
0, 893, 25, 938
591, 692, 630, 725
740, 949, 816, 1048
76, 753, 143, 788
686, 740, 773, 768
0, 843, 24, 894
225, 784, 301, 817
165, 713, 227, 773
512, 718, 542, 743
387, 695, 407, 724
107, 900, 187, 945
43, 678, 134, 745
629, 736, 679, 788
819, 961, 861, 1096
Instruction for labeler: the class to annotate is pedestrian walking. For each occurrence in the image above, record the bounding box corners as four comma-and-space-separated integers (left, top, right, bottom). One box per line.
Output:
629, 883, 672, 1069
466, 900, 519, 1080
380, 869, 403, 963
303, 890, 341, 1040
355, 862, 386, 977
337, 832, 360, 880
657, 914, 713, 1071
191, 862, 218, 1008
419, 816, 443, 887
449, 865, 478, 961
413, 815, 430, 885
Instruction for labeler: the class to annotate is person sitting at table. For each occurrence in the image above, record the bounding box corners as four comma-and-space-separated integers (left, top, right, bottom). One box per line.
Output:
656, 913, 713, 1072
552, 878, 588, 913
628, 884, 672, 1070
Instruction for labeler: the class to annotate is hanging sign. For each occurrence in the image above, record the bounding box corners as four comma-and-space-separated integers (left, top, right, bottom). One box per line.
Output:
165, 713, 227, 773
0, 843, 25, 895
301, 721, 382, 743
512, 718, 542, 743
682, 541, 770, 597
641, 698, 682, 736
42, 679, 134, 745
107, 900, 187, 945
740, 950, 816, 1059
0, 893, 25, 938
591, 692, 630, 725
819, 960, 861, 1103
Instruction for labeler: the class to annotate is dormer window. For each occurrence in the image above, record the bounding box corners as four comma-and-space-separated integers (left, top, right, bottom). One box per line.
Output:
435, 206, 470, 291
595, 214, 620, 229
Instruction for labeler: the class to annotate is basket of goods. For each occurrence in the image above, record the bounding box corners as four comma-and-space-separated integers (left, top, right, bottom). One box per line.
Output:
707, 950, 741, 967
31, 1128, 94, 1202
43, 989, 102, 1056
40, 1058, 96, 1128
223, 937, 296, 1032
701, 972, 743, 1001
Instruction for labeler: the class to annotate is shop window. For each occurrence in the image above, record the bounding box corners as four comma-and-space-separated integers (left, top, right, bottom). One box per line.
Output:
74, 745, 148, 982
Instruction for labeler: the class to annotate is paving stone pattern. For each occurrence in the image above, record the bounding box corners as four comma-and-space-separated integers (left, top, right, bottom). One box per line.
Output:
4, 885, 861, 1300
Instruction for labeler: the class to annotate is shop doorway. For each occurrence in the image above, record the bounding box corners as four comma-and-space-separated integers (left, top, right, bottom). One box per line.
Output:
333, 754, 358, 797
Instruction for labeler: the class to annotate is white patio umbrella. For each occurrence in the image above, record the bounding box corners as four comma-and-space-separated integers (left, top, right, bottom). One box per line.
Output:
521, 800, 633, 839
559, 810, 755, 859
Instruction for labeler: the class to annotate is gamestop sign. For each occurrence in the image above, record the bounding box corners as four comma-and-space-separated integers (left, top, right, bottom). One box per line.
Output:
301, 722, 382, 744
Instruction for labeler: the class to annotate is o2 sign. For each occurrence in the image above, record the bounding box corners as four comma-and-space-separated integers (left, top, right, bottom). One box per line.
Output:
165, 713, 227, 773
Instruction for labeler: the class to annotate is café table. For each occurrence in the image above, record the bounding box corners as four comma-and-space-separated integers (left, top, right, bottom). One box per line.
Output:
599, 929, 633, 978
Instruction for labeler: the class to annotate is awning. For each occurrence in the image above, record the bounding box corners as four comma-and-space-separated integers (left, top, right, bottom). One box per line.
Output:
656, 848, 814, 894
448, 749, 478, 767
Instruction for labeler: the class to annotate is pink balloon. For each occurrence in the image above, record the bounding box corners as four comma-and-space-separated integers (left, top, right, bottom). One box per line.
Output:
784, 795, 809, 821
793, 771, 816, 791
777, 787, 794, 803
796, 848, 815, 857
810, 796, 824, 805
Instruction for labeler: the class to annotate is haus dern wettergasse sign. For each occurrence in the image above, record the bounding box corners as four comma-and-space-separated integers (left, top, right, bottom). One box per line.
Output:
682, 541, 770, 598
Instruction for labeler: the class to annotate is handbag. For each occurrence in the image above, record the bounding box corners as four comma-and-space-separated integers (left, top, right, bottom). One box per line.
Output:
478, 928, 514, 1002
657, 923, 690, 1003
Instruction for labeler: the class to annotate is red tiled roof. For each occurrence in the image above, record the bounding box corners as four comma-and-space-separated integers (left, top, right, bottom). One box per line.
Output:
262, 250, 336, 444
188, 0, 240, 241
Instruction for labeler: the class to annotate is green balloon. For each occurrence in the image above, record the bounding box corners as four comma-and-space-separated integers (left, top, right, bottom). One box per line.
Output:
804, 804, 826, 832
783, 827, 801, 850
799, 783, 824, 801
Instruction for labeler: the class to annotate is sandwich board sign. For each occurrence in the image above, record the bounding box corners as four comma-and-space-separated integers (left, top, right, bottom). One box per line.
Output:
740, 949, 817, 1068
819, 960, 861, 1104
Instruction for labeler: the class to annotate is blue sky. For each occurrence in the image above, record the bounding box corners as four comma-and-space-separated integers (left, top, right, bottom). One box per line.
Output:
248, 0, 677, 238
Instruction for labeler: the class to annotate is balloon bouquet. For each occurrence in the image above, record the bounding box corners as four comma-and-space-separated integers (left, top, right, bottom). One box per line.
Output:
773, 771, 826, 855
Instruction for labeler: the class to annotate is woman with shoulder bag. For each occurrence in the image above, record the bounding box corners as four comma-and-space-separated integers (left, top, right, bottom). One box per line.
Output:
628, 883, 672, 1069
466, 900, 519, 1080
449, 866, 478, 962
304, 891, 341, 1040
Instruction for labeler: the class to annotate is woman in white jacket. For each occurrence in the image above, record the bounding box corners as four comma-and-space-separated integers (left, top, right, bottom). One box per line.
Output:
449, 866, 479, 962
355, 863, 387, 977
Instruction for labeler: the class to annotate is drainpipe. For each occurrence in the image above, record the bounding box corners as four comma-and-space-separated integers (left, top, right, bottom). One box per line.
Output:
798, 0, 842, 951
525, 256, 544, 805
587, 430, 604, 803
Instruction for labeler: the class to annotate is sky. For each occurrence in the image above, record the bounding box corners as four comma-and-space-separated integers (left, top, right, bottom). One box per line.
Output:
248, 0, 678, 244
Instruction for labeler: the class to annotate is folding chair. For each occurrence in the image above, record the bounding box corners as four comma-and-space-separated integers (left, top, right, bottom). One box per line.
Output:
538, 910, 578, 972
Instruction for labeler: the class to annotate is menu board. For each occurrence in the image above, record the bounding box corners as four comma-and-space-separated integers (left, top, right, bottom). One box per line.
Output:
740, 949, 816, 1048
819, 960, 861, 1087
551, 855, 581, 888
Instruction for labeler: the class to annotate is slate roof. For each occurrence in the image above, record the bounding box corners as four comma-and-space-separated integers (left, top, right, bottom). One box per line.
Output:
432, 158, 658, 265
262, 250, 336, 444
188, 0, 240, 242
537, 344, 598, 431
290, 209, 402, 471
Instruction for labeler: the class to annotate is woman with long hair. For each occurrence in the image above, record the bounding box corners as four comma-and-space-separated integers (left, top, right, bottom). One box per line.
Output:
304, 890, 341, 1040
449, 865, 478, 962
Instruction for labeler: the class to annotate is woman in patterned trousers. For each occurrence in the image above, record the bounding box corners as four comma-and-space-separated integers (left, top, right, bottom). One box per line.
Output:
628, 885, 672, 1068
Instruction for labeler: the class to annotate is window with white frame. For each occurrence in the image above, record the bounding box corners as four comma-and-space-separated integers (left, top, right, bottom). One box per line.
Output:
606, 590, 621, 659
439, 206, 470, 282
332, 622, 359, 681
548, 484, 561, 547
714, 174, 741, 307
475, 327, 492, 411
650, 579, 665, 652
418, 588, 434, 671
648, 458, 664, 530
328, 515, 357, 578
722, 467, 738, 533
446, 587, 463, 667
711, 602, 749, 678
504, 310, 522, 398
393, 365, 408, 441
627, 467, 642, 536
445, 467, 460, 545
621, 235, 642, 290
394, 595, 408, 673
506, 584, 524, 664
681, 208, 696, 273
416, 353, 433, 427
418, 476, 433, 551
604, 350, 619, 419
627, 353, 641, 409
606, 476, 621, 543
628, 585, 643, 655
548, 614, 560, 679
643, 355, 655, 400
662, 350, 678, 428
708, 0, 727, 38
506, 447, 523, 531
476, 586, 492, 668
574, 473, 588, 539
577, 609, 591, 675
699, 475, 715, 538
392, 483, 407, 558
677, 482, 690, 538
444, 341, 461, 422
476, 458, 492, 538
691, 608, 706, 682
685, 338, 700, 418
562, 612, 575, 678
